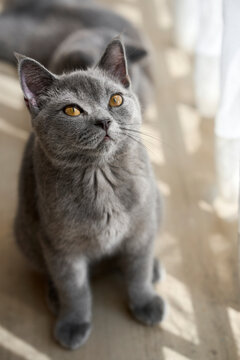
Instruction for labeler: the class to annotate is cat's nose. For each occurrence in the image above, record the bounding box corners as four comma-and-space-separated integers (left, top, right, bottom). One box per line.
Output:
95, 119, 112, 131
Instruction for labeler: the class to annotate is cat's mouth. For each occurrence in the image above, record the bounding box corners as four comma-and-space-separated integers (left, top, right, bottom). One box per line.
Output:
101, 128, 114, 142
104, 134, 111, 141
90, 131, 113, 150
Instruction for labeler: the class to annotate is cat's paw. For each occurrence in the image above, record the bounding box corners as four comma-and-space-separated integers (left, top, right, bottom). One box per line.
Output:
54, 320, 91, 350
130, 295, 165, 326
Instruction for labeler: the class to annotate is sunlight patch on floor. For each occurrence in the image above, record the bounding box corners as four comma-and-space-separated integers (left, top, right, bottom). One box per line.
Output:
0, 325, 50, 360
177, 103, 201, 154
160, 274, 199, 345
163, 347, 191, 360
228, 307, 240, 357
142, 122, 165, 165
113, 3, 142, 26
198, 200, 213, 213
0, 62, 16, 76
154, 0, 173, 29
0, 73, 23, 109
0, 117, 28, 140
144, 103, 158, 124
165, 48, 191, 78
158, 180, 171, 196
212, 196, 238, 220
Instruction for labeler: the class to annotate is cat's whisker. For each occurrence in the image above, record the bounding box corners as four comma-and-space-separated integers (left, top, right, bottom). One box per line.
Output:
120, 125, 163, 140
120, 126, 175, 151
121, 126, 160, 141
121, 131, 163, 160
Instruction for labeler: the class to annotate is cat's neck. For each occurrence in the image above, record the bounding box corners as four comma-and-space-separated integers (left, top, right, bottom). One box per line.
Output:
34, 136, 143, 175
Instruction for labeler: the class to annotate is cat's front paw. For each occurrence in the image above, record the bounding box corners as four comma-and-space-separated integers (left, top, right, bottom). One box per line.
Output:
130, 295, 166, 326
54, 320, 91, 350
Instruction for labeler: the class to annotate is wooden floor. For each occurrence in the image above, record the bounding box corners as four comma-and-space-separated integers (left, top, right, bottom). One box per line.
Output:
0, 0, 239, 359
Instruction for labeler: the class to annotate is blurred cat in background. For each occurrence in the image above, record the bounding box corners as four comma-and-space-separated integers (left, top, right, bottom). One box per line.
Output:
0, 0, 153, 109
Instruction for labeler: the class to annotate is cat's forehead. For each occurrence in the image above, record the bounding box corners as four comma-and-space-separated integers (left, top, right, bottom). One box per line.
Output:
57, 69, 124, 100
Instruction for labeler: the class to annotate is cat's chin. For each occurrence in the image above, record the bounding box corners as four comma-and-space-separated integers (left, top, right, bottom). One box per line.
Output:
95, 133, 115, 148
96, 138, 116, 154
90, 135, 124, 160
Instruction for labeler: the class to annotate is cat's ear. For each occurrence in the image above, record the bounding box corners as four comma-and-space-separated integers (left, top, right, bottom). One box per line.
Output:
96, 37, 130, 88
15, 53, 56, 112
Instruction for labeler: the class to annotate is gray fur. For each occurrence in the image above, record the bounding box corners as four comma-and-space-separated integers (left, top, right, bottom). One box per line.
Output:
8, 5, 165, 350
0, 0, 153, 110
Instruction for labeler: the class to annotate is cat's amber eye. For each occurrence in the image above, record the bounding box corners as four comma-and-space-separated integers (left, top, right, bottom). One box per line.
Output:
64, 105, 81, 117
109, 94, 123, 107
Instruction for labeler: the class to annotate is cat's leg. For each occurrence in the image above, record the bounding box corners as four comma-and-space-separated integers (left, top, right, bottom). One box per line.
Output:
14, 214, 45, 272
42, 247, 91, 350
121, 242, 165, 326
14, 135, 46, 272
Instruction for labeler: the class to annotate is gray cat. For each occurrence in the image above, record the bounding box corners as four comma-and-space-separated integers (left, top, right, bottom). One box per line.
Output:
14, 37, 165, 349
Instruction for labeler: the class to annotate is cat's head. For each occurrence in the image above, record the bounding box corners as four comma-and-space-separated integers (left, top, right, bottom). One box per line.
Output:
16, 38, 142, 164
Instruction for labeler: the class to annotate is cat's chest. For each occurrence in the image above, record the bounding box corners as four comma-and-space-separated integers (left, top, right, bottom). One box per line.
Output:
48, 165, 138, 254
64, 165, 138, 213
